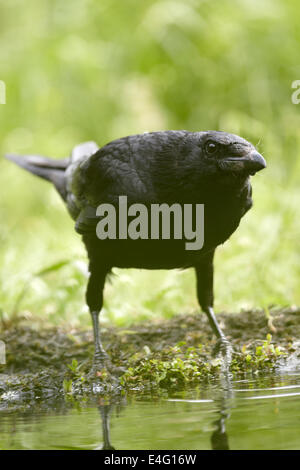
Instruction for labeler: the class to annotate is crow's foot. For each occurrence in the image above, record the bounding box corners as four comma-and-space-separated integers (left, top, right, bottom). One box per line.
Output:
88, 352, 125, 379
213, 337, 233, 373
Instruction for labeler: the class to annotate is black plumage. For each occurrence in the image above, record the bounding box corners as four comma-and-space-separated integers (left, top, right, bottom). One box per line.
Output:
5, 130, 266, 369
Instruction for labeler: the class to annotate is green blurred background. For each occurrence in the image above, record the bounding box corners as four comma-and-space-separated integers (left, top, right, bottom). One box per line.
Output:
0, 0, 299, 328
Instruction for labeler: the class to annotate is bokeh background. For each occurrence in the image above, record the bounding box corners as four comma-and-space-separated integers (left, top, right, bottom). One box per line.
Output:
0, 0, 299, 328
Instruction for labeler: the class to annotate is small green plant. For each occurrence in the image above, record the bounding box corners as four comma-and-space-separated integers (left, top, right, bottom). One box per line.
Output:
231, 334, 286, 374
66, 359, 86, 384
120, 334, 288, 390
120, 342, 220, 389
63, 379, 73, 393
67, 359, 79, 374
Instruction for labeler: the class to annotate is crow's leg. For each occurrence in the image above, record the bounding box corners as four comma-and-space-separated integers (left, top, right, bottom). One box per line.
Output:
86, 265, 110, 368
195, 251, 232, 367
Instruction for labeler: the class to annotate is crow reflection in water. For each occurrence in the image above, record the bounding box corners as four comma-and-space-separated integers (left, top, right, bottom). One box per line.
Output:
97, 396, 231, 450
6, 130, 266, 370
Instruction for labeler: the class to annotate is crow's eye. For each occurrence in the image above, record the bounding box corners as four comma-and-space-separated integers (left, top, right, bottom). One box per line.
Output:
205, 141, 218, 156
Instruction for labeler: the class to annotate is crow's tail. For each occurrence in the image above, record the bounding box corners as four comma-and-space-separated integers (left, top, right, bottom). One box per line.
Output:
5, 153, 70, 200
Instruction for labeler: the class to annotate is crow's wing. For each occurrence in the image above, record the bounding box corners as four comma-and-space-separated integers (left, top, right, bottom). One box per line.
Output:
65, 141, 100, 221
71, 131, 189, 234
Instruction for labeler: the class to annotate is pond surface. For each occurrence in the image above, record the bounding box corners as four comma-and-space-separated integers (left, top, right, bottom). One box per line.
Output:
1, 370, 300, 450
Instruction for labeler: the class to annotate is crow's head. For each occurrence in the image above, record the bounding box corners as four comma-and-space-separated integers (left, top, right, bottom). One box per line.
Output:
196, 131, 266, 177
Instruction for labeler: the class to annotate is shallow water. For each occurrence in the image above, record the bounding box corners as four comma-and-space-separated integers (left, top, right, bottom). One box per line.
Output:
1, 370, 300, 450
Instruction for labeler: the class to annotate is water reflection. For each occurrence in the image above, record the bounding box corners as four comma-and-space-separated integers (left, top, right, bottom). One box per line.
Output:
210, 372, 232, 450
97, 399, 232, 450
97, 374, 234, 450
210, 397, 231, 449
95, 371, 300, 450
2, 371, 300, 449
98, 404, 114, 450
97, 398, 232, 450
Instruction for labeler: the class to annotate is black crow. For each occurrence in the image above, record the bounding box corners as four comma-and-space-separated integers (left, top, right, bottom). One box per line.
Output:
5, 130, 266, 370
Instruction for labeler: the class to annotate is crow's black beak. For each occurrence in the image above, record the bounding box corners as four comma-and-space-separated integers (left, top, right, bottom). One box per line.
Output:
246, 151, 267, 175
222, 151, 266, 175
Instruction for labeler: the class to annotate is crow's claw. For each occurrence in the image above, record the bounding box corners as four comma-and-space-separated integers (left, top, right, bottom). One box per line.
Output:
88, 352, 126, 378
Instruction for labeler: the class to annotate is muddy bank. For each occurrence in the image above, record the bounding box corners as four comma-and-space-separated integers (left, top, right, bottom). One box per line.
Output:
0, 307, 299, 405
